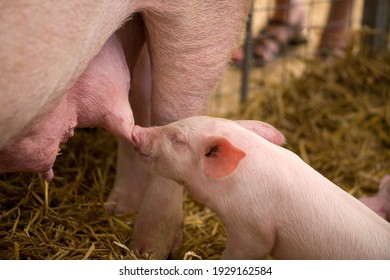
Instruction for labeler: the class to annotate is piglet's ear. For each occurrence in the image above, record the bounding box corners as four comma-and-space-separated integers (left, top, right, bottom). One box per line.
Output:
202, 136, 246, 179
235, 120, 285, 145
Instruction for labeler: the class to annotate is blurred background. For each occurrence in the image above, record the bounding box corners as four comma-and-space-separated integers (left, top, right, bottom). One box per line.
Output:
208, 0, 388, 116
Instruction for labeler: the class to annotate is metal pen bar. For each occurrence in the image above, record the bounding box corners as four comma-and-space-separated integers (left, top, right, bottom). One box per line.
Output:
240, 7, 253, 104
362, 0, 390, 51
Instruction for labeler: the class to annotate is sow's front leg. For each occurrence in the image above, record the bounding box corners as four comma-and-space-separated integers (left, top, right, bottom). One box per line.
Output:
128, 1, 252, 259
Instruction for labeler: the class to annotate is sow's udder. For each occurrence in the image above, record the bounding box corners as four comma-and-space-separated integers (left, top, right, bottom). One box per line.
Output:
0, 34, 134, 179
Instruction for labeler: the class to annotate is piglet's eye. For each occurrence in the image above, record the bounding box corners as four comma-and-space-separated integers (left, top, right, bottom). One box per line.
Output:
174, 139, 186, 145
171, 133, 186, 145
205, 145, 218, 157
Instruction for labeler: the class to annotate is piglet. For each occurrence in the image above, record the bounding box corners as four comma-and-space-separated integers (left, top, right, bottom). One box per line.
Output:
132, 116, 390, 259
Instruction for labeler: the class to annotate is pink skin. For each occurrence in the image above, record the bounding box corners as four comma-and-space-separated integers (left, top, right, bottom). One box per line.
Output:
132, 116, 390, 260
0, 34, 133, 180
0, 1, 252, 259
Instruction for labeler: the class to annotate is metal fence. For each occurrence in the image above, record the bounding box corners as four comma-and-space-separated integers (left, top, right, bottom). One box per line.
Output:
208, 0, 390, 116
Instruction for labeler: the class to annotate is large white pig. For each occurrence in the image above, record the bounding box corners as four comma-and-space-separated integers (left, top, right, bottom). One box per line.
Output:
0, 1, 252, 258
132, 116, 390, 259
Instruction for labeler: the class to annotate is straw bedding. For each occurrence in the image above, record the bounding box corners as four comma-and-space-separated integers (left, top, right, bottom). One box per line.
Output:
0, 48, 389, 260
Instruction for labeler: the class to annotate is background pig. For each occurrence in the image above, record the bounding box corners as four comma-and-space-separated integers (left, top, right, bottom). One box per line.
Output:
132, 116, 390, 259
0, 1, 252, 258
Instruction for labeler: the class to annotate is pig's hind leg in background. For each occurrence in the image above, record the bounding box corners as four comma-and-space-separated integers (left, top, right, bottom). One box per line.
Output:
107, 2, 252, 258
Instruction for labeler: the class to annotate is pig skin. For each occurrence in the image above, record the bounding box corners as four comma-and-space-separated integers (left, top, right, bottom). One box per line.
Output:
132, 116, 390, 260
0, 34, 132, 178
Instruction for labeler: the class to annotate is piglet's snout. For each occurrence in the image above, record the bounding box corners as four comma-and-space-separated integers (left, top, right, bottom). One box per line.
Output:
132, 125, 163, 147
132, 125, 143, 147
131, 125, 157, 162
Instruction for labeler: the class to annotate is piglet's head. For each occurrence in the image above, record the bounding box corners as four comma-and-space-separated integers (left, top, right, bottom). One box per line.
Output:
132, 116, 284, 185
132, 123, 246, 182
